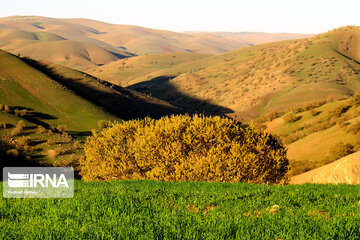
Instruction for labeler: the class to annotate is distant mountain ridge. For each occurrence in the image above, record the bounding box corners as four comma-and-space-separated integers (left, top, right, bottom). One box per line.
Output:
0, 15, 313, 69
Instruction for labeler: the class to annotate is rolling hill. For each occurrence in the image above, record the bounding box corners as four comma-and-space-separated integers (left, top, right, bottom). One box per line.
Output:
0, 49, 182, 126
0, 15, 312, 70
124, 26, 360, 120
290, 151, 360, 184
0, 49, 118, 131
254, 92, 360, 178
86, 52, 212, 87
15, 40, 129, 70
0, 49, 182, 169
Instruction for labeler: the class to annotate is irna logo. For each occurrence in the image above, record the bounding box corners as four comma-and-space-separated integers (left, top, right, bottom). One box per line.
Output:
3, 167, 74, 198
8, 172, 69, 188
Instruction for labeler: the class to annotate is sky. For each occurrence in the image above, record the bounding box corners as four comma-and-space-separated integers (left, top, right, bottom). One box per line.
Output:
0, 0, 359, 34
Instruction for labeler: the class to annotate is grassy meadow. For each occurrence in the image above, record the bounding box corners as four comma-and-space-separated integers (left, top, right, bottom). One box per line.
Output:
1, 180, 360, 239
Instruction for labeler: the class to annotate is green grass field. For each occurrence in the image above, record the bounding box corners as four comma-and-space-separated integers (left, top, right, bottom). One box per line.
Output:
1, 180, 360, 239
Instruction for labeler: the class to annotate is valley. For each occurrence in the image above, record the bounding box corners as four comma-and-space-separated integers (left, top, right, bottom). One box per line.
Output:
0, 12, 359, 239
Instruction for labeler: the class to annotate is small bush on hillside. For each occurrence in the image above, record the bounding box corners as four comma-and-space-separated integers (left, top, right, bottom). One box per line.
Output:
329, 104, 351, 118
47, 139, 56, 145
347, 120, 360, 134
61, 132, 72, 143
4, 105, 11, 113
284, 112, 299, 123
15, 136, 31, 147
337, 118, 348, 128
10, 127, 22, 137
353, 91, 360, 105
6, 149, 19, 157
37, 125, 46, 134
323, 142, 354, 164
17, 120, 26, 129
0, 104, 3, 111
294, 100, 327, 113
80, 115, 289, 184
18, 109, 28, 117
48, 149, 59, 159
56, 125, 68, 133
47, 129, 53, 136
282, 131, 306, 144
265, 111, 286, 122
305, 100, 327, 111
310, 109, 320, 116
73, 141, 81, 150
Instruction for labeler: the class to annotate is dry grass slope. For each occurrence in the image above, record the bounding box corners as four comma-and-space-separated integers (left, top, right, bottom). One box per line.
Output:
0, 15, 312, 69
86, 52, 211, 87
128, 26, 360, 120
290, 151, 360, 184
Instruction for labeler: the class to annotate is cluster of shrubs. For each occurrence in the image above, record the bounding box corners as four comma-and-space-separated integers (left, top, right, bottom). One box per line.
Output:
0, 135, 33, 162
80, 115, 289, 184
14, 109, 28, 117
292, 100, 327, 114
11, 120, 26, 137
0, 103, 84, 167
254, 100, 328, 127
280, 93, 360, 144
0, 104, 30, 116
323, 142, 355, 165
0, 104, 11, 113
329, 104, 351, 118
290, 141, 356, 176
254, 111, 285, 125
282, 119, 337, 144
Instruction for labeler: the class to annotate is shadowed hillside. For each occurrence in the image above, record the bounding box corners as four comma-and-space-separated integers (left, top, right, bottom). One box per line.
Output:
20, 57, 183, 120
86, 52, 212, 87
0, 49, 187, 171
0, 49, 119, 131
125, 26, 360, 121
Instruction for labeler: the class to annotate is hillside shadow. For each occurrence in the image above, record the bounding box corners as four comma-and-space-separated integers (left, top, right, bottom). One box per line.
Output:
111, 51, 137, 59
21, 58, 183, 120
9, 106, 57, 129
129, 76, 234, 116
68, 131, 92, 138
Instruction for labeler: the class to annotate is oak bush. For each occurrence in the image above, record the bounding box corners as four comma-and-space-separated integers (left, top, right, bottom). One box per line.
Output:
80, 115, 289, 183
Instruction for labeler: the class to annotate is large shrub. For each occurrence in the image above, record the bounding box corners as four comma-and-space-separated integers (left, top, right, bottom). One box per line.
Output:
80, 115, 289, 183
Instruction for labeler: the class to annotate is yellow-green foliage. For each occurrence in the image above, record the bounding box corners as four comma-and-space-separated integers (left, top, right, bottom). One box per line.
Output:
329, 104, 350, 118
283, 112, 299, 123
80, 115, 288, 183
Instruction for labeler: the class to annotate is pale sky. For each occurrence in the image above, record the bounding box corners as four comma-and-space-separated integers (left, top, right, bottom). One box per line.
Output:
0, 0, 359, 34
